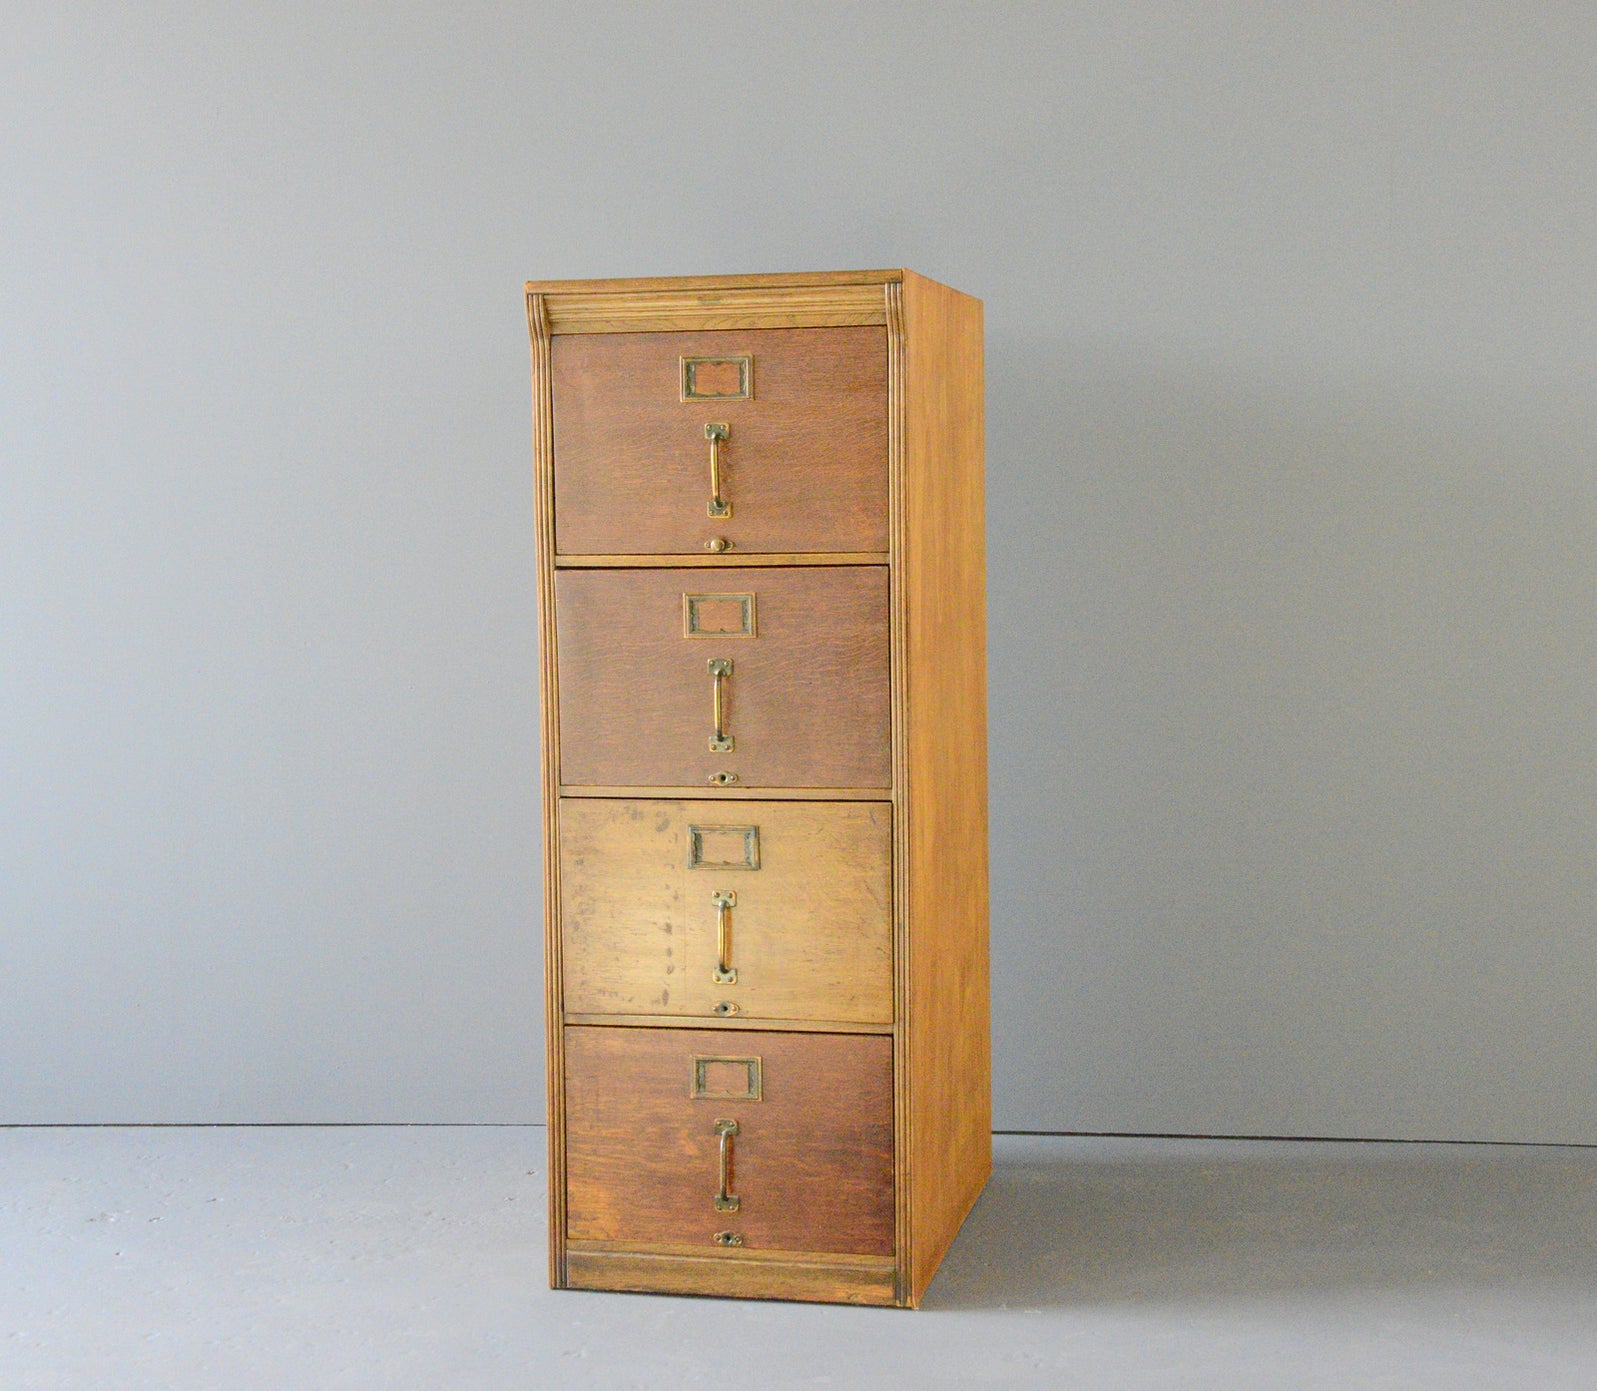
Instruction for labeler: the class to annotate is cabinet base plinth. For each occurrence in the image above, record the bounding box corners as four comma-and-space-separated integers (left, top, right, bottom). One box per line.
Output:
563, 1243, 901, 1306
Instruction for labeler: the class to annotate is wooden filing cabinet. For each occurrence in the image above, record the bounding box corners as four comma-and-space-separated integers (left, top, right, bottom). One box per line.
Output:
525, 269, 987, 1307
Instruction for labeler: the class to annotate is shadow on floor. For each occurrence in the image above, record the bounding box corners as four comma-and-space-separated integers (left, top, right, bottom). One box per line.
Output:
922, 1135, 1597, 1312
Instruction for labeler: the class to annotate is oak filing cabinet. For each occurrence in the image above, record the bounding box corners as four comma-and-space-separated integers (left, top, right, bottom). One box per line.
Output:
525, 270, 988, 1307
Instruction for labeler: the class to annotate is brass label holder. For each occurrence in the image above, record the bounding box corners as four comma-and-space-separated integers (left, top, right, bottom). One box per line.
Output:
686, 824, 760, 871
683, 593, 756, 638
681, 354, 753, 402
691, 1055, 763, 1101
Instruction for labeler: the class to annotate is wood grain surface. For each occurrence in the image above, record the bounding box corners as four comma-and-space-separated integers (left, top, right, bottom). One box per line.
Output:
558, 785, 889, 802
554, 566, 890, 788
559, 799, 893, 1024
554, 552, 888, 568
900, 270, 991, 1305
527, 292, 569, 1287
564, 1243, 897, 1305
564, 1026, 895, 1255
531, 275, 897, 334
542, 289, 889, 334
553, 328, 888, 555
527, 269, 903, 295
531, 269, 987, 1308
561, 1013, 891, 1035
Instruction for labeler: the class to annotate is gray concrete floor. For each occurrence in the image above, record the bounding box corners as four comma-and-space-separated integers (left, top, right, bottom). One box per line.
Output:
3, 1127, 1594, 1390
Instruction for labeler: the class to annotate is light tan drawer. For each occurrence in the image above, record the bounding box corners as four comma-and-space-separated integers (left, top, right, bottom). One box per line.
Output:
554, 565, 890, 789
564, 1025, 895, 1256
560, 798, 892, 1024
552, 327, 888, 556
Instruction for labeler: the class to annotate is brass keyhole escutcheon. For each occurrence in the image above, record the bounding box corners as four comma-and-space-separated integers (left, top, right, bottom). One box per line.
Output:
708, 771, 739, 786
713, 1230, 743, 1247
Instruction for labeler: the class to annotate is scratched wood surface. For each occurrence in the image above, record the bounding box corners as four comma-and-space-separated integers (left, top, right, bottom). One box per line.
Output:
552, 327, 888, 556
563, 1026, 895, 1256
560, 799, 893, 1024
554, 566, 890, 789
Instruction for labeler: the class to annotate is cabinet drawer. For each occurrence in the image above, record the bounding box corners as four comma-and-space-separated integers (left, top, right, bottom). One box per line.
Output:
552, 327, 888, 556
564, 1026, 894, 1255
555, 566, 890, 789
561, 799, 892, 1024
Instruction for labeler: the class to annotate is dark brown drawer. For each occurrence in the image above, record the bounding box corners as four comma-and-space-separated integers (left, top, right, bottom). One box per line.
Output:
560, 799, 893, 1024
552, 327, 888, 556
564, 1026, 895, 1255
554, 566, 890, 789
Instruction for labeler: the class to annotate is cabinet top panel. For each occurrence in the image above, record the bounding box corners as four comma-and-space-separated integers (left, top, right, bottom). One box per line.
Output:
525, 271, 978, 335
525, 269, 906, 296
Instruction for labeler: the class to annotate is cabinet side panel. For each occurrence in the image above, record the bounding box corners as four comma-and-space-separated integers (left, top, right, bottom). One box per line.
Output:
902, 272, 990, 1303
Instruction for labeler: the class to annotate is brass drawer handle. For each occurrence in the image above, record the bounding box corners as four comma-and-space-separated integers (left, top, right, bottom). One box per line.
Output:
711, 890, 738, 984
705, 422, 731, 518
713, 1118, 740, 1212
707, 657, 734, 753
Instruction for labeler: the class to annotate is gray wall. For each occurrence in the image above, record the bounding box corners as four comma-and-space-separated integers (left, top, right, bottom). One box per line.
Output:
4, 4, 1593, 1140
